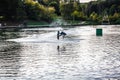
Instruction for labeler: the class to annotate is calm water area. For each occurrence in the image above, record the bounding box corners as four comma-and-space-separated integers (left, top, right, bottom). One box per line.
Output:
0, 25, 120, 80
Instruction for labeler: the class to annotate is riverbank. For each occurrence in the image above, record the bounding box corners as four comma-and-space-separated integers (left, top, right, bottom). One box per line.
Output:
0, 20, 50, 30
0, 23, 118, 30
0, 19, 119, 30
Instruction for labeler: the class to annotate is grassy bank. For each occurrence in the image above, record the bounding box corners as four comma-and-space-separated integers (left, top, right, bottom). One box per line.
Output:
1, 18, 120, 29
27, 20, 50, 25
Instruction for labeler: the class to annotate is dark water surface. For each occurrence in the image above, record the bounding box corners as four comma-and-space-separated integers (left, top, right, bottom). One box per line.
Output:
0, 25, 120, 80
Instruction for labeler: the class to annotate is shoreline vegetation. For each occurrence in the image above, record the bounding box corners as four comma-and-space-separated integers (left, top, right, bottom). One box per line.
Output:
0, 21, 119, 30
0, 0, 120, 29
0, 18, 120, 29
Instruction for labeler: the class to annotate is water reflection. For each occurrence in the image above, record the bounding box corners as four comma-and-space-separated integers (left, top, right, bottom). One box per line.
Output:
0, 29, 21, 40
0, 41, 21, 78
57, 45, 66, 55
0, 25, 120, 80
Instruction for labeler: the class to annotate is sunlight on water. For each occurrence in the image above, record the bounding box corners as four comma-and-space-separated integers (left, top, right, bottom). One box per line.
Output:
0, 25, 120, 80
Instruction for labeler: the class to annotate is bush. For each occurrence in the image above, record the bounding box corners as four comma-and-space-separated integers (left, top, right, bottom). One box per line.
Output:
109, 12, 120, 23
115, 19, 120, 24
90, 12, 99, 21
71, 11, 87, 20
24, 0, 55, 21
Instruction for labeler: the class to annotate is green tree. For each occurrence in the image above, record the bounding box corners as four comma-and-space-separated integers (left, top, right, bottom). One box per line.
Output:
71, 11, 86, 20
71, 10, 79, 20
90, 12, 99, 21
109, 4, 116, 15
49, 1, 60, 15
24, 0, 55, 21
0, 0, 26, 21
60, 2, 74, 20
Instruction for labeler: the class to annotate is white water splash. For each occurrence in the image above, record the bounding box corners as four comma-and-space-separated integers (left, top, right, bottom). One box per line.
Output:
7, 27, 81, 43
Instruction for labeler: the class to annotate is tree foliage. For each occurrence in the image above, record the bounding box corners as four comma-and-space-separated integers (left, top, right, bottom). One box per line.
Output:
86, 0, 120, 24
0, 0, 24, 20
60, 0, 120, 23
60, 2, 75, 20
1, 0, 120, 24
0, 0, 56, 22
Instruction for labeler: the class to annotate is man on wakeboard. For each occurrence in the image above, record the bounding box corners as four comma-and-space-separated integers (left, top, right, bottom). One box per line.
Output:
57, 31, 67, 40
57, 31, 60, 40
60, 31, 66, 39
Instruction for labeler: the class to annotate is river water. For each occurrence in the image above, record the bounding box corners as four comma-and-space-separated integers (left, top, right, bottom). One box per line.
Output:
0, 25, 120, 80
